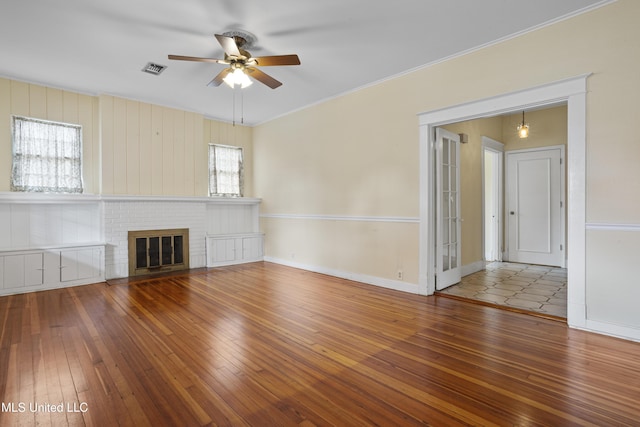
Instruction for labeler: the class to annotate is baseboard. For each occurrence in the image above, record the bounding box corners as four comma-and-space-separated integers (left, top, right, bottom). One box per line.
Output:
263, 257, 422, 295
462, 260, 486, 277
0, 276, 105, 297
573, 319, 640, 343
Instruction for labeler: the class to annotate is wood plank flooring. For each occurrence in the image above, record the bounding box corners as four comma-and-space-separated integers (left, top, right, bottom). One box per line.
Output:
1, 262, 639, 426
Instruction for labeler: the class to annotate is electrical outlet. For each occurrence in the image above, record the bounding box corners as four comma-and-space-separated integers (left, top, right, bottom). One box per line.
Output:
397, 270, 403, 280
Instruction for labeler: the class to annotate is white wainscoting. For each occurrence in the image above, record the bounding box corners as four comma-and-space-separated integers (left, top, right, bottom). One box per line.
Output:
0, 193, 101, 251
0, 193, 262, 284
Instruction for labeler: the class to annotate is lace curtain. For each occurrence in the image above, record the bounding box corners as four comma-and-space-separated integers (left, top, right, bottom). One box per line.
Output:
209, 144, 243, 197
11, 116, 83, 193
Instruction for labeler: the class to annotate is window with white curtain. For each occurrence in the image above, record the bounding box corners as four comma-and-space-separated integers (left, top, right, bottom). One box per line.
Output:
209, 144, 244, 197
11, 115, 83, 193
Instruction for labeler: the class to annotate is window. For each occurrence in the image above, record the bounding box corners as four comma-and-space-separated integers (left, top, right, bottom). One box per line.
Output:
11, 115, 83, 193
209, 144, 243, 197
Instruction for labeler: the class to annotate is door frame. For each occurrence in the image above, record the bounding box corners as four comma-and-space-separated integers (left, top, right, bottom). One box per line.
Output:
481, 136, 504, 263
418, 74, 588, 330
505, 145, 566, 268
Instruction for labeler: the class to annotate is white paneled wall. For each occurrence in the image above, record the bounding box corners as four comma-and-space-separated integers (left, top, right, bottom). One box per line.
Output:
0, 198, 101, 250
206, 202, 259, 234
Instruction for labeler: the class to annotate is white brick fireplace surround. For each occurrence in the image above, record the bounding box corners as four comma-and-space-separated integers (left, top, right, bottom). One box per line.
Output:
0, 193, 262, 290
102, 196, 261, 279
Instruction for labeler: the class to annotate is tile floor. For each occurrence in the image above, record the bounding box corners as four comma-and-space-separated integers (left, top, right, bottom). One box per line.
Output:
437, 262, 567, 318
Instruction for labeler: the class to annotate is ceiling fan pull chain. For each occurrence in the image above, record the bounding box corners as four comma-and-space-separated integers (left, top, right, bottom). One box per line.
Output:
232, 86, 236, 127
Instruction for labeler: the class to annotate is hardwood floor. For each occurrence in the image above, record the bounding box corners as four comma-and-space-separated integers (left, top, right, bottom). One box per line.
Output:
1, 262, 639, 426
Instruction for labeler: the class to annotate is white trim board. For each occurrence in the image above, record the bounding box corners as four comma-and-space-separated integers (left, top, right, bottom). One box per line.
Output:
586, 223, 640, 231
418, 75, 590, 334
263, 257, 421, 295
260, 213, 420, 223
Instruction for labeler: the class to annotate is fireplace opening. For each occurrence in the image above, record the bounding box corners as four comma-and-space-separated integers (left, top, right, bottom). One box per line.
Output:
128, 229, 189, 277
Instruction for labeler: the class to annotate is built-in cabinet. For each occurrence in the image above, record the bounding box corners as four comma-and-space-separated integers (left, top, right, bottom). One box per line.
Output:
206, 233, 264, 267
0, 245, 104, 295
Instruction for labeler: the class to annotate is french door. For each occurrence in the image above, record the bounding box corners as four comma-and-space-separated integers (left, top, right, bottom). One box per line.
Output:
435, 128, 462, 290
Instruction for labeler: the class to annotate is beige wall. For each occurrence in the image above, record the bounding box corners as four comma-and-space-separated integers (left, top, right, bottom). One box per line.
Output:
253, 1, 640, 330
0, 81, 252, 197
502, 106, 568, 151
0, 78, 100, 193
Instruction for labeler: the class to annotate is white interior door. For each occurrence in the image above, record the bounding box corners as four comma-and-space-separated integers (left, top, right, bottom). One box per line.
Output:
482, 138, 504, 262
506, 147, 565, 267
435, 128, 462, 290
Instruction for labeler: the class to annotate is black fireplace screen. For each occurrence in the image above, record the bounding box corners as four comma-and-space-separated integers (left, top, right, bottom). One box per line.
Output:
135, 235, 184, 269
128, 229, 189, 276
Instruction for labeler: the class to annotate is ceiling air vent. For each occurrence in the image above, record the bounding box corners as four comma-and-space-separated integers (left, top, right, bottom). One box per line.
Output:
142, 62, 167, 75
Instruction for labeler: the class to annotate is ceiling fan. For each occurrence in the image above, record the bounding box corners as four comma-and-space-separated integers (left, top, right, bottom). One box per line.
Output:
168, 30, 300, 89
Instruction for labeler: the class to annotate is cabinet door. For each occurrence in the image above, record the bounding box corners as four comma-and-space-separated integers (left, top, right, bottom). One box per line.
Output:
4, 255, 25, 289
43, 251, 60, 284
3, 254, 44, 289
241, 237, 263, 261
77, 248, 100, 279
60, 250, 79, 282
211, 238, 236, 263
24, 253, 44, 286
61, 248, 100, 282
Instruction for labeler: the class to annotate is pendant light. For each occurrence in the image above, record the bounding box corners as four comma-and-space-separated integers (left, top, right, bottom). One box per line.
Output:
517, 110, 529, 139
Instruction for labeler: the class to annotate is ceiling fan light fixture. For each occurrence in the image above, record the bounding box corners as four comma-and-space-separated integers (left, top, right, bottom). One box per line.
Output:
223, 68, 253, 89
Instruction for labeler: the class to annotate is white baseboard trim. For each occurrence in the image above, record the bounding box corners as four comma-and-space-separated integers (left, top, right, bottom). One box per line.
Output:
263, 256, 422, 295
572, 319, 640, 343
585, 222, 640, 231
462, 261, 486, 277
0, 276, 105, 297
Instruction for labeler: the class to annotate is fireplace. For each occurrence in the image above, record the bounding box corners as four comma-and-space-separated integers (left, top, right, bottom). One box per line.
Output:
128, 228, 189, 277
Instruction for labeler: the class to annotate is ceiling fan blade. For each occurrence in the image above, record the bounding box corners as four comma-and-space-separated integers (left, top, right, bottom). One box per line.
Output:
207, 68, 232, 87
215, 34, 241, 57
168, 54, 228, 64
253, 54, 301, 66
246, 67, 282, 89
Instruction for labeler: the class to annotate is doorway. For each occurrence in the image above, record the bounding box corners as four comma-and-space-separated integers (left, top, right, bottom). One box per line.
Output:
482, 137, 504, 263
418, 75, 588, 329
438, 129, 567, 317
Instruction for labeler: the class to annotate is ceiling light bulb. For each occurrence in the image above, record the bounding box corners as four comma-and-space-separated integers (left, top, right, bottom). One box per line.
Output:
223, 68, 253, 89
517, 111, 529, 138
238, 71, 253, 88
517, 123, 529, 138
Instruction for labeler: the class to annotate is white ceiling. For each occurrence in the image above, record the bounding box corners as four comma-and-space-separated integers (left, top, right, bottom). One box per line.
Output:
0, 0, 607, 126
